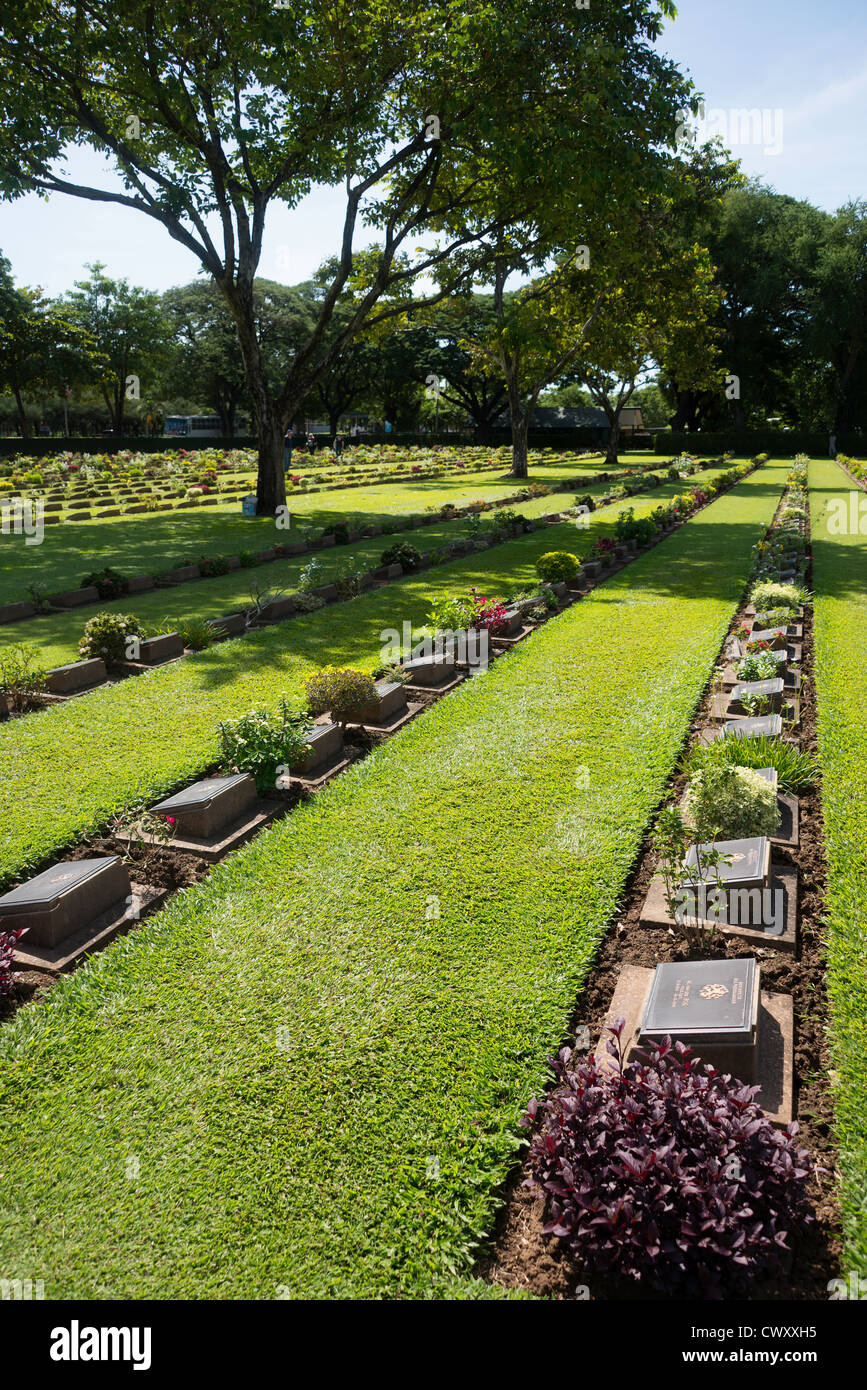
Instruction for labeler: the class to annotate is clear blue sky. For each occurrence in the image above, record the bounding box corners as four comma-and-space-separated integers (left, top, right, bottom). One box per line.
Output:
1, 0, 864, 298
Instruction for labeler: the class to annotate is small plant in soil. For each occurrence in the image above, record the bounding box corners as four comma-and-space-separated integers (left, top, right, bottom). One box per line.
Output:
0, 641, 47, 711
651, 805, 729, 950
522, 1020, 813, 1297
0, 922, 27, 996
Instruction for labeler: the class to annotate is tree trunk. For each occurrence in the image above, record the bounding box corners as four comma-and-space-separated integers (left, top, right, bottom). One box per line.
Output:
329, 407, 340, 437
605, 411, 621, 467
505, 371, 529, 478
221, 277, 286, 514
12, 385, 30, 438
255, 411, 286, 515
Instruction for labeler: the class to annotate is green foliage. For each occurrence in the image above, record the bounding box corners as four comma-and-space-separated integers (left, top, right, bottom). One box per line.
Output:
0, 641, 46, 703
81, 566, 130, 599
737, 649, 781, 682
684, 734, 818, 794
380, 542, 421, 572
218, 700, 313, 792
685, 764, 780, 840
535, 550, 581, 583
750, 579, 808, 611
176, 617, 217, 652
78, 610, 144, 667
304, 666, 377, 727
427, 592, 476, 633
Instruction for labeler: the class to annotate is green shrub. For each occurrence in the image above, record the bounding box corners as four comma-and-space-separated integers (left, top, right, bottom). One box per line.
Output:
81, 566, 130, 600
750, 579, 807, 612
238, 550, 257, 568
535, 551, 581, 583
78, 611, 145, 667
381, 542, 422, 572
685, 764, 780, 839
427, 593, 476, 632
573, 493, 595, 512
218, 700, 313, 792
685, 735, 818, 795
304, 666, 377, 727
737, 649, 781, 682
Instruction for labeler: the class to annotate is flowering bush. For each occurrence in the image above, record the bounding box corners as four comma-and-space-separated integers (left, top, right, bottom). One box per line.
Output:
218, 700, 313, 791
523, 1020, 813, 1297
78, 567, 127, 601
78, 611, 145, 667
686, 763, 781, 839
469, 589, 509, 633
380, 542, 422, 572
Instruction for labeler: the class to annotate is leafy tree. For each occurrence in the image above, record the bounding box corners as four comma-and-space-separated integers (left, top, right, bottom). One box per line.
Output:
801, 201, 867, 435
0, 0, 692, 510
62, 265, 171, 434
0, 253, 101, 436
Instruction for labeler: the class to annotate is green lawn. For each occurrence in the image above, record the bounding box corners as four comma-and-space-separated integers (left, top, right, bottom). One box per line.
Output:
0, 452, 644, 607
0, 458, 701, 668
0, 463, 787, 1298
809, 458, 867, 1279
0, 461, 742, 884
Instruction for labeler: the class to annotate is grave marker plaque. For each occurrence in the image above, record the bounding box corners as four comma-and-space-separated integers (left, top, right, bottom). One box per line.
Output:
723, 713, 783, 740
0, 857, 130, 947
639, 957, 760, 1080
153, 774, 257, 839
730, 677, 785, 713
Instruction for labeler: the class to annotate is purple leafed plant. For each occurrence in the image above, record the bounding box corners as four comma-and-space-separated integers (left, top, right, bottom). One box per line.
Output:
0, 921, 27, 997
521, 1018, 813, 1298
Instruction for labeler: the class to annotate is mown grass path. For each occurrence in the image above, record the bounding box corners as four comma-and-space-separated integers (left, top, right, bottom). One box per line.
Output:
0, 453, 628, 609
809, 458, 867, 1278
0, 464, 786, 1297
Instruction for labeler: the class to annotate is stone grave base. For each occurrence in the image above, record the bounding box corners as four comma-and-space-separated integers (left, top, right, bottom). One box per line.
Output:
402, 670, 464, 697
285, 751, 352, 790
490, 623, 535, 649
638, 863, 798, 951
355, 699, 423, 734
14, 885, 167, 974
115, 800, 284, 862
595, 964, 794, 1126
710, 692, 802, 726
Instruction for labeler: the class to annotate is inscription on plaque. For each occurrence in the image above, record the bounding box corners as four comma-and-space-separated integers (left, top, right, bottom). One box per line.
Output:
641, 958, 757, 1043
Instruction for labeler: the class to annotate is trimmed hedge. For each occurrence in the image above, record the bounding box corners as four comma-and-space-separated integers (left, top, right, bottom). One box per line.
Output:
656, 432, 865, 459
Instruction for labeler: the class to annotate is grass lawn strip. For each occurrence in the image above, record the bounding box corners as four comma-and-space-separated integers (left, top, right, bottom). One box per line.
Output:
809, 458, 867, 1278
0, 452, 644, 608
2, 459, 735, 672
0, 460, 743, 885
0, 463, 786, 1298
